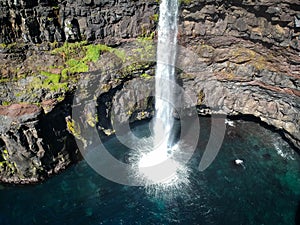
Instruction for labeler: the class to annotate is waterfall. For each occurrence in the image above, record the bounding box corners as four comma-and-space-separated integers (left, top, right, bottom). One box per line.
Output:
137, 0, 182, 185
153, 0, 179, 150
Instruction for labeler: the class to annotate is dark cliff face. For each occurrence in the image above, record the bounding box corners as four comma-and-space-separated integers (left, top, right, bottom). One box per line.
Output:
0, 99, 79, 183
0, 0, 299, 183
179, 0, 300, 50
175, 0, 300, 149
0, 0, 158, 44
0, 0, 299, 48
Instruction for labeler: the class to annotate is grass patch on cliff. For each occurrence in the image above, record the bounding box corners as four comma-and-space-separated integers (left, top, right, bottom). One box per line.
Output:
179, 0, 192, 5
140, 73, 152, 79
0, 149, 17, 175
150, 13, 159, 23
0, 42, 26, 49
46, 40, 152, 83
51, 41, 87, 61
1, 101, 11, 106
30, 71, 68, 92
0, 78, 10, 83
12, 70, 69, 104
113, 32, 156, 78
51, 41, 126, 79
61, 60, 88, 80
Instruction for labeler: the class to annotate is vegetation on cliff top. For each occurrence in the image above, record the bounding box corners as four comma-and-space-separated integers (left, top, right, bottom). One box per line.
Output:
51, 41, 125, 79
0, 33, 157, 106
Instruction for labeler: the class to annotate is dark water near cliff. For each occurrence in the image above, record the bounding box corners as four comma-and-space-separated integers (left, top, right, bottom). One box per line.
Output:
0, 118, 299, 225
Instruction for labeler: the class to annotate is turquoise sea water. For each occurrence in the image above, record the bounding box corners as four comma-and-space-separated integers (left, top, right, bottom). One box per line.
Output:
0, 117, 299, 225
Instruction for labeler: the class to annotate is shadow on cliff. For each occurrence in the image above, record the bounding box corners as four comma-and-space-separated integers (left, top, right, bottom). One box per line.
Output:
227, 114, 300, 155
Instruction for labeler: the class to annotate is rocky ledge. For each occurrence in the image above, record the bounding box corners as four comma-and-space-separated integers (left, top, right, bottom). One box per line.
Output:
0, 101, 78, 183
0, 0, 299, 183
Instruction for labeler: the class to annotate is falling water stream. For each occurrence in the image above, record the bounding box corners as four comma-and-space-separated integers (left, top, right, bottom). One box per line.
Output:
153, 0, 178, 149
137, 0, 183, 184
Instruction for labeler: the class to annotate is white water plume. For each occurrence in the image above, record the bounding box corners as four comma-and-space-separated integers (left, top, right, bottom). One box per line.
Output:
135, 0, 189, 188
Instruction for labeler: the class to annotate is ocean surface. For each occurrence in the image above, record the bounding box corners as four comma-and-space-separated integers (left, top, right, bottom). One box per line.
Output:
0, 117, 299, 225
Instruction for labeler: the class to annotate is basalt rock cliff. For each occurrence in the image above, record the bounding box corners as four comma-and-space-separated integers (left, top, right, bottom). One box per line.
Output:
0, 0, 299, 183
0, 0, 158, 44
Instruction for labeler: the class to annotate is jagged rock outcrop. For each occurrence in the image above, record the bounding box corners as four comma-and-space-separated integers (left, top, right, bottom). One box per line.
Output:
0, 101, 78, 183
0, 0, 299, 183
